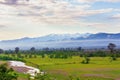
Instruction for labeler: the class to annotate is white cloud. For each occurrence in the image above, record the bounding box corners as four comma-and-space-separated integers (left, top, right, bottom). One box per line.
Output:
0, 0, 119, 26
0, 0, 120, 40
77, 0, 120, 3
0, 0, 117, 25
111, 14, 120, 19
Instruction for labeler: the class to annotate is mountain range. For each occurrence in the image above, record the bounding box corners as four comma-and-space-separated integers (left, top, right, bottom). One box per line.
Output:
0, 33, 120, 50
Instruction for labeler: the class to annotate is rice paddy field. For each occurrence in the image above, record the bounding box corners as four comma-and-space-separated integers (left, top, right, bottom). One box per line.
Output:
0, 53, 120, 80
25, 56, 120, 80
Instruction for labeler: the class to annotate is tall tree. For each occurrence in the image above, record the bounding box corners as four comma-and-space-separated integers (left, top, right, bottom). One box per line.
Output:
77, 47, 82, 51
30, 47, 35, 52
15, 47, 19, 54
108, 43, 116, 53
0, 49, 4, 54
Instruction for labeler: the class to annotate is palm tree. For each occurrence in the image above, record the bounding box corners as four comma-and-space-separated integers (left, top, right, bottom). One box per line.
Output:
108, 43, 116, 53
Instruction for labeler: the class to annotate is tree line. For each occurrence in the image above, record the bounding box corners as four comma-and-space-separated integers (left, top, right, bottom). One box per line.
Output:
0, 43, 119, 59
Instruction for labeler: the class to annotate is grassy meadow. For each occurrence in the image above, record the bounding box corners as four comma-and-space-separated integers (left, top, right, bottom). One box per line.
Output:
0, 49, 120, 80
25, 56, 120, 80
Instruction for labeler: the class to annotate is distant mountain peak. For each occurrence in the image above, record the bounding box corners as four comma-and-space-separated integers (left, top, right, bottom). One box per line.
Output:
0, 33, 120, 50
21, 37, 30, 39
1, 33, 120, 42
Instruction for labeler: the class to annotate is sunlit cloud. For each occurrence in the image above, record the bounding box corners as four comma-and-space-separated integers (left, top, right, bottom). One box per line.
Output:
0, 0, 116, 25
77, 0, 120, 3
0, 0, 120, 40
111, 14, 120, 19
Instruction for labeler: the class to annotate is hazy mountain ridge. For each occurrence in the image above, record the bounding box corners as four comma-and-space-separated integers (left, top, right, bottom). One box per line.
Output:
75, 33, 120, 40
1, 33, 120, 42
0, 33, 120, 50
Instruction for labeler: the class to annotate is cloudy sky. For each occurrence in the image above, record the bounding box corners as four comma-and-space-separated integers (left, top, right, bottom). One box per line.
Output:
0, 0, 120, 40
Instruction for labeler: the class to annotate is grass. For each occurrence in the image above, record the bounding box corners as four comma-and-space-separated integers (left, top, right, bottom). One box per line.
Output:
0, 60, 6, 64
17, 73, 29, 80
25, 56, 120, 80
1, 54, 120, 80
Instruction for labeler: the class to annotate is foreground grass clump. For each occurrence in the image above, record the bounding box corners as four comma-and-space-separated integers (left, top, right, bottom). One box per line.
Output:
0, 63, 18, 80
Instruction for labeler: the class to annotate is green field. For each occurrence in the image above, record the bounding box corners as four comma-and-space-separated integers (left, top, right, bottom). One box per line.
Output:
0, 53, 120, 80
24, 56, 120, 80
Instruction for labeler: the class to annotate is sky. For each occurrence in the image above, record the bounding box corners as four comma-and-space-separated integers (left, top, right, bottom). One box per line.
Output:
0, 0, 120, 40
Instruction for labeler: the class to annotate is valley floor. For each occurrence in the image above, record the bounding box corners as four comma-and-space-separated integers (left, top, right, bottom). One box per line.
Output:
1, 55, 120, 80
25, 56, 120, 80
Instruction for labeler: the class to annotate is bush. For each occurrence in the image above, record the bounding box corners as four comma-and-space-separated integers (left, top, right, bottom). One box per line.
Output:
0, 64, 18, 80
81, 56, 90, 64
